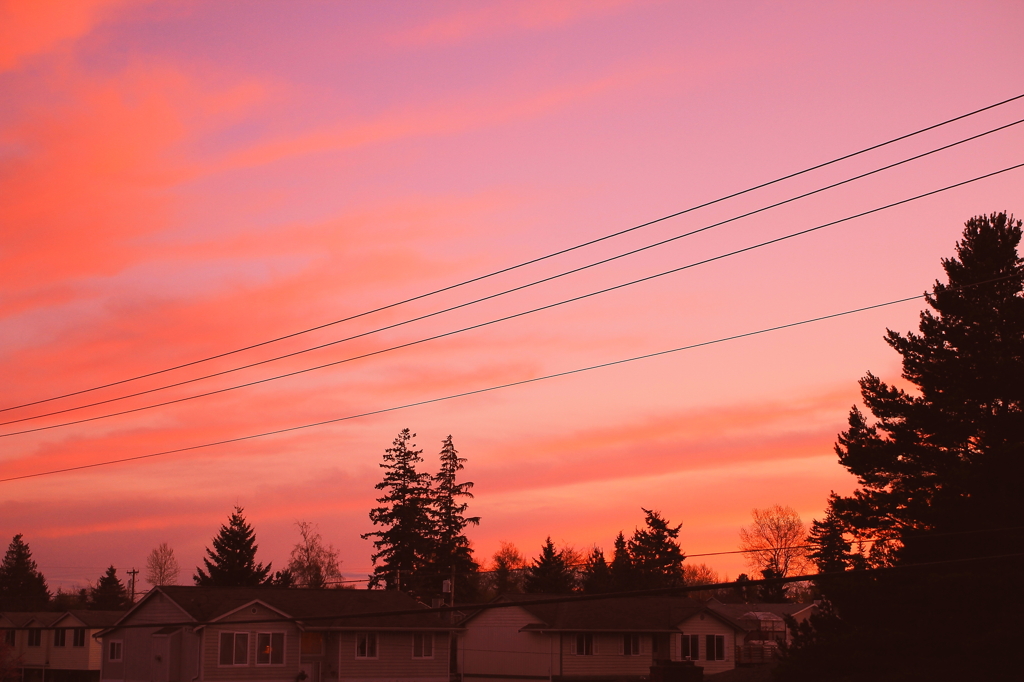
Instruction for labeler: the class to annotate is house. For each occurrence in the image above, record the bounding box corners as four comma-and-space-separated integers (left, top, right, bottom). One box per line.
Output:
96, 586, 458, 682
1, 610, 124, 682
457, 594, 745, 680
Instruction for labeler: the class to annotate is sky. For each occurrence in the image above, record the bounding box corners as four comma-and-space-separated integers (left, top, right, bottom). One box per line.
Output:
1, 0, 1023, 593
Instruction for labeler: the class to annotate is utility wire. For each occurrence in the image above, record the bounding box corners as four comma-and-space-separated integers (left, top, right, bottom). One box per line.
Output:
57, 553, 1024, 630
323, 524, 1024, 584
4, 93, 1022, 415
7, 118, 1021, 430
5, 271, 1020, 481
3, 161, 1020, 439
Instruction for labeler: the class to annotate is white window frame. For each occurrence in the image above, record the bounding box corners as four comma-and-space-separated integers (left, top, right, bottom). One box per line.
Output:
218, 631, 250, 667
571, 633, 594, 656
27, 629, 41, 647
255, 632, 286, 666
72, 628, 86, 647
54, 628, 67, 647
412, 632, 433, 659
355, 632, 377, 659
108, 640, 123, 662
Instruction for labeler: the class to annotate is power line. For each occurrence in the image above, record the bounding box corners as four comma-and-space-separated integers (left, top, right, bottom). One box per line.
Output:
63, 552, 1024, 630
0, 274, 1007, 482
4, 93, 1021, 415
8, 118, 1021, 430
324, 525, 1024, 584
3, 161, 1020, 439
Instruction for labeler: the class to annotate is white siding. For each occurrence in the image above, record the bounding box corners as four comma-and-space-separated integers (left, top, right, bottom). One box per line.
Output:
675, 613, 737, 675
460, 606, 557, 681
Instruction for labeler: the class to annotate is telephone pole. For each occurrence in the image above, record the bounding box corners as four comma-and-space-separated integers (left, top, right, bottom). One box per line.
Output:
127, 567, 139, 602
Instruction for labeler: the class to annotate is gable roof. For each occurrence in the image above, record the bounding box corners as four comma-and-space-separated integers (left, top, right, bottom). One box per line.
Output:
59, 610, 127, 628
469, 594, 735, 633
0, 612, 60, 628
112, 586, 453, 632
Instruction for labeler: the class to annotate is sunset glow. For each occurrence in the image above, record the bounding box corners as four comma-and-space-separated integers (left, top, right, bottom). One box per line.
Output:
2, 0, 1023, 591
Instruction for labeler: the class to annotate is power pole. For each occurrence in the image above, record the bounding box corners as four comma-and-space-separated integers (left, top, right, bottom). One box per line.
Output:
127, 567, 139, 602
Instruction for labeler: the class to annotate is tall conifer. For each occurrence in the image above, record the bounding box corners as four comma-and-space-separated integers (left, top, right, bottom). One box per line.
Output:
90, 566, 132, 609
362, 429, 434, 592
194, 507, 272, 586
429, 435, 480, 597
0, 534, 49, 610
628, 509, 685, 589
524, 538, 575, 594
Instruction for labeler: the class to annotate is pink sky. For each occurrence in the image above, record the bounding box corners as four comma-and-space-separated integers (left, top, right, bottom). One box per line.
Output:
1, 0, 1023, 591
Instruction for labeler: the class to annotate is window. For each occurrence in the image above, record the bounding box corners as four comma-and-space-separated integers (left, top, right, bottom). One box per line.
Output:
623, 634, 640, 656
572, 633, 593, 656
218, 632, 249, 666
256, 632, 285, 665
108, 641, 123, 662
680, 633, 700, 660
705, 634, 725, 661
54, 629, 67, 647
412, 633, 433, 659
355, 633, 377, 659
3, 630, 14, 646
28, 629, 41, 647
73, 629, 86, 647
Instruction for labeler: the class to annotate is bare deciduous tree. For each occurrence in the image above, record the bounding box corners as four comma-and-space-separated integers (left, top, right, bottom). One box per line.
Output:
738, 504, 809, 578
490, 541, 527, 595
287, 521, 342, 588
145, 543, 180, 586
683, 562, 721, 600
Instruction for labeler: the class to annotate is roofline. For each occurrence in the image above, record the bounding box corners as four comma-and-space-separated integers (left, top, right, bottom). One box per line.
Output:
209, 599, 293, 624
676, 607, 745, 633
95, 587, 195, 637
520, 627, 685, 633
306, 626, 461, 632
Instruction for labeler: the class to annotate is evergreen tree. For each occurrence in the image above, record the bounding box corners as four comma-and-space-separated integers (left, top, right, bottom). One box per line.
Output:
524, 538, 575, 594
362, 429, 434, 592
0, 534, 49, 610
579, 547, 612, 594
806, 504, 855, 574
429, 435, 480, 598
757, 567, 789, 603
628, 509, 685, 589
783, 212, 1024, 680
90, 566, 132, 609
194, 506, 272, 586
608, 531, 635, 591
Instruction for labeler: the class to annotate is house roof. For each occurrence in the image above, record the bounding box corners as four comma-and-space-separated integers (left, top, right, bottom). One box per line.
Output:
62, 610, 127, 628
470, 594, 739, 633
0, 612, 61, 628
116, 586, 454, 632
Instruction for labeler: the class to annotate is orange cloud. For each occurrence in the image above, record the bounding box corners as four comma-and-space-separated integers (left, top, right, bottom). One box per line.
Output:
0, 0, 132, 73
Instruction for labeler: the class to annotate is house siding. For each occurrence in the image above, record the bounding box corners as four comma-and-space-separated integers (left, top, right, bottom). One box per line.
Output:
101, 593, 197, 682
336, 630, 448, 681
459, 605, 558, 681
202, 603, 302, 682
47, 615, 99, 672
675, 613, 736, 675
559, 632, 653, 678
